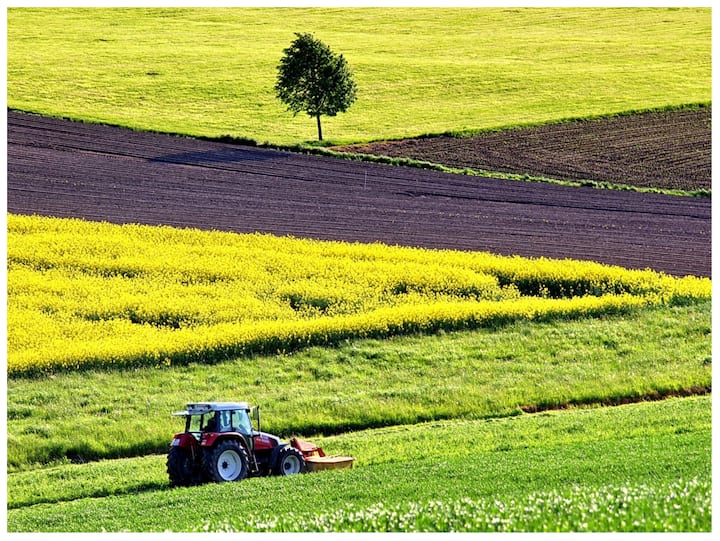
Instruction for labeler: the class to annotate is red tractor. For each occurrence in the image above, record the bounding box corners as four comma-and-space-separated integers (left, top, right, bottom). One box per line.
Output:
167, 402, 353, 486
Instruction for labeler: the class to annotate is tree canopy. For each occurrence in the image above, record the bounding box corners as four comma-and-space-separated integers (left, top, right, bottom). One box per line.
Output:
275, 32, 357, 141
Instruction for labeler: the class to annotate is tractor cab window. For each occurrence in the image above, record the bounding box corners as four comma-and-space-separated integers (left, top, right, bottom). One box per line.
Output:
190, 413, 217, 432
217, 410, 232, 432
231, 410, 252, 435
187, 414, 209, 433
202, 413, 218, 432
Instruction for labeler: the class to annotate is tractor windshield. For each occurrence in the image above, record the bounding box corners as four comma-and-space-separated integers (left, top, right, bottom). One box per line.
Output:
184, 409, 252, 434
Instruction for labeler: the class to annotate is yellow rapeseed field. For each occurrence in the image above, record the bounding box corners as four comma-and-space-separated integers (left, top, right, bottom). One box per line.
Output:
7, 214, 710, 375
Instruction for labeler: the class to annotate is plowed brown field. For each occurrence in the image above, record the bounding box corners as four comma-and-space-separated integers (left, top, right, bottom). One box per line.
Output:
7, 111, 711, 277
336, 108, 711, 193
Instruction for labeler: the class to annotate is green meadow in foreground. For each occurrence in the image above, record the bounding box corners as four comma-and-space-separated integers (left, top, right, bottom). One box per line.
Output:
6, 396, 710, 531
7, 7, 711, 145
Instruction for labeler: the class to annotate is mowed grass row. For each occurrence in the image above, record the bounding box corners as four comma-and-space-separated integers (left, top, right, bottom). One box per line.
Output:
7, 214, 710, 376
7, 7, 711, 145
7, 298, 711, 471
6, 396, 711, 531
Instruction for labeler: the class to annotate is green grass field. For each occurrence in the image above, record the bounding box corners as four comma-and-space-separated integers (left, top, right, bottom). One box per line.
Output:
7, 7, 711, 144
7, 396, 710, 531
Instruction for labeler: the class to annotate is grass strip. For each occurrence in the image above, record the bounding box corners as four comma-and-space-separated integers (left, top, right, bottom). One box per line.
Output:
6, 395, 710, 531
288, 144, 711, 198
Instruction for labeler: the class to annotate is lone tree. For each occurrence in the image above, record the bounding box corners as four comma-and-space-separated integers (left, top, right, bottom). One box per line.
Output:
275, 32, 357, 141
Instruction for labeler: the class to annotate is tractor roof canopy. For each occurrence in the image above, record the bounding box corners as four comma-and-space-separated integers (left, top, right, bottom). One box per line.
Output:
173, 402, 251, 416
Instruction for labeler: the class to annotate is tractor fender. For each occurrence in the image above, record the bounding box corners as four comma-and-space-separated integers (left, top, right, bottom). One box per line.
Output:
269, 443, 289, 470
171, 432, 199, 450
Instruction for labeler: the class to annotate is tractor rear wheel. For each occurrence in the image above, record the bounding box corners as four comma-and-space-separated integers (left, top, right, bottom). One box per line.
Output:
274, 446, 307, 476
167, 446, 203, 486
204, 440, 249, 482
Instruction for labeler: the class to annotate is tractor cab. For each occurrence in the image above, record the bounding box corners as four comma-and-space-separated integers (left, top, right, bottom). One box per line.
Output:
173, 402, 258, 457
174, 401, 254, 437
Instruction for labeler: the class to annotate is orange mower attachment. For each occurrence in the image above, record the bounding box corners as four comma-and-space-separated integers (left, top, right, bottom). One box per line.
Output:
290, 437, 356, 472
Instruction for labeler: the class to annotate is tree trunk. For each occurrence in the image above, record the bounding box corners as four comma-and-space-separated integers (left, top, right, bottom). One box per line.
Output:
316, 114, 323, 141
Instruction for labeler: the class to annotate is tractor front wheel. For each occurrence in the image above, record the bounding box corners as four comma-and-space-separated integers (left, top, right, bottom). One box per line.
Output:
204, 440, 249, 482
274, 446, 307, 476
167, 446, 203, 487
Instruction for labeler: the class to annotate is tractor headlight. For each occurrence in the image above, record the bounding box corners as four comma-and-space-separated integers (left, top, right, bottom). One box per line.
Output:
170, 438, 180, 447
